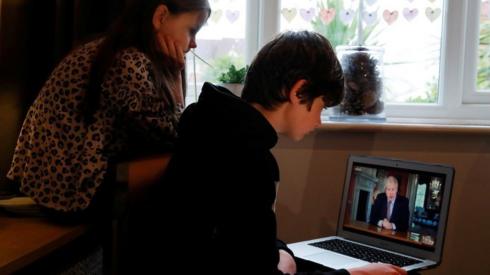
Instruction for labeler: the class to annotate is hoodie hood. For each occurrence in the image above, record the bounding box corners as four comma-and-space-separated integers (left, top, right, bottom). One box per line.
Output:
177, 82, 277, 150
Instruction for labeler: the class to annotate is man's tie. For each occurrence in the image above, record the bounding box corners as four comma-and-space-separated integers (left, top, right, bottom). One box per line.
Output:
387, 200, 393, 220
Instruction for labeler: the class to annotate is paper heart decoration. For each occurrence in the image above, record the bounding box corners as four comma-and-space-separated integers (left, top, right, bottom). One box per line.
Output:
482, 1, 489, 18
363, 11, 378, 25
281, 8, 297, 23
320, 8, 336, 24
383, 10, 399, 25
300, 8, 316, 22
403, 8, 419, 21
365, 0, 377, 6
339, 9, 355, 24
225, 10, 239, 23
211, 9, 223, 23
425, 7, 441, 22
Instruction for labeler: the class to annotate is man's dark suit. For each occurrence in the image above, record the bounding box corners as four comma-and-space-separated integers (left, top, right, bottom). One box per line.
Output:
369, 193, 410, 231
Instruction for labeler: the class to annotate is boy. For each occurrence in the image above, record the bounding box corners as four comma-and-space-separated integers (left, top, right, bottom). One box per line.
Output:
144, 31, 405, 275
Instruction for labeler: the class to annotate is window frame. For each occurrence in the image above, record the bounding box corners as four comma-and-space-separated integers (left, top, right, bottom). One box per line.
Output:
462, 0, 490, 104
251, 0, 490, 122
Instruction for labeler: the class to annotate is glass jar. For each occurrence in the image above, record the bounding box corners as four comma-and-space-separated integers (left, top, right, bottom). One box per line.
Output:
331, 46, 385, 121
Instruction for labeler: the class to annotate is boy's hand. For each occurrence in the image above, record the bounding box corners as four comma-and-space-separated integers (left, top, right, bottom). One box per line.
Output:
277, 249, 297, 274
348, 263, 407, 275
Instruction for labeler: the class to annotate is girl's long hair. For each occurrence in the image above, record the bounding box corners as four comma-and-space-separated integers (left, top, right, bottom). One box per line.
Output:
83, 0, 211, 124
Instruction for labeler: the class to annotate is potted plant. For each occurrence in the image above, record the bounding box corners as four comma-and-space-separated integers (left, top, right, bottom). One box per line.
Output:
218, 64, 248, 97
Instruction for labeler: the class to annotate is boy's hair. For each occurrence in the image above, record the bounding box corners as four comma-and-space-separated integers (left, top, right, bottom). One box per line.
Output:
241, 31, 344, 110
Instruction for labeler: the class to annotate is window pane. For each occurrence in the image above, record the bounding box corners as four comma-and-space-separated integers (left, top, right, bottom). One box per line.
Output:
477, 0, 490, 91
415, 183, 427, 209
186, 0, 247, 104
279, 0, 444, 104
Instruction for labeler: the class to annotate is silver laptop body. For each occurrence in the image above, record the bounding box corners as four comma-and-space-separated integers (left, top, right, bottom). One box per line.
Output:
288, 155, 454, 272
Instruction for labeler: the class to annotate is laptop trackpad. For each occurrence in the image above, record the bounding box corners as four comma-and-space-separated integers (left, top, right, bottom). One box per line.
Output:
304, 252, 369, 270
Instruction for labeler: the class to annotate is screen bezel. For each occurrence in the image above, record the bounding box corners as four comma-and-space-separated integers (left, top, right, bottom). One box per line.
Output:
336, 155, 454, 262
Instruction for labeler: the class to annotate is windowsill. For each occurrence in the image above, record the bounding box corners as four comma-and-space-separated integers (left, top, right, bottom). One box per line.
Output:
319, 117, 490, 134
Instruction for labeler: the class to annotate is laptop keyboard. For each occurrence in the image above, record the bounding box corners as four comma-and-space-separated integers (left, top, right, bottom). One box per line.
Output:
309, 239, 422, 267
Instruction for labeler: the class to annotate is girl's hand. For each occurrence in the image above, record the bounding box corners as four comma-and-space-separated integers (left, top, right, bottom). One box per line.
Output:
156, 33, 185, 70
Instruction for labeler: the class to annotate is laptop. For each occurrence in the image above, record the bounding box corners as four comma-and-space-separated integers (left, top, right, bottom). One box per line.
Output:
288, 155, 454, 272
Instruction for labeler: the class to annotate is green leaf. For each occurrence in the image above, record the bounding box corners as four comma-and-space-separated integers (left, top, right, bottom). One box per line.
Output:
217, 64, 248, 84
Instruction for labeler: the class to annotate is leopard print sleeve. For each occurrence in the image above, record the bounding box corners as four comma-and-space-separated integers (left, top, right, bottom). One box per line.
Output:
6, 43, 183, 212
102, 49, 182, 147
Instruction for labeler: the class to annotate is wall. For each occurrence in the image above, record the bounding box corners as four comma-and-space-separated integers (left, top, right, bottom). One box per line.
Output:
274, 127, 490, 275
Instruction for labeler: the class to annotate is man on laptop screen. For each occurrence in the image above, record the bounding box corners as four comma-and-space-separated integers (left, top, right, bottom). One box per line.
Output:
369, 176, 409, 232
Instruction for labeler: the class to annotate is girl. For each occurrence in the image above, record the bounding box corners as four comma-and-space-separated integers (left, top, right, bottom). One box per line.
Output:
7, 0, 211, 217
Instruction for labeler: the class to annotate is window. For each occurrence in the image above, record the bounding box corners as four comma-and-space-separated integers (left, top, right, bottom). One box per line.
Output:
189, 0, 490, 122
185, 0, 247, 104
478, 0, 490, 91
462, 0, 490, 104
415, 183, 427, 210
280, 0, 443, 104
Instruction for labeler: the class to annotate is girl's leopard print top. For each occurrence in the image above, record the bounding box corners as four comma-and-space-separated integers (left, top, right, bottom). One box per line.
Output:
7, 39, 182, 212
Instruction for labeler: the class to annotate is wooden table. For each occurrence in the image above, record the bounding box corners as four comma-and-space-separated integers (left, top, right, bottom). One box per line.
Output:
0, 153, 172, 274
344, 221, 436, 249
0, 213, 89, 274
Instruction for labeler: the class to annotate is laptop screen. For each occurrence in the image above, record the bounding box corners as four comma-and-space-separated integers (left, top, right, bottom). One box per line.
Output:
338, 155, 454, 261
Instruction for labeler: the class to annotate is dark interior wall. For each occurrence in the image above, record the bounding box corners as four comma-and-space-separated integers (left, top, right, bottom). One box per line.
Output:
0, 0, 126, 191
